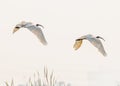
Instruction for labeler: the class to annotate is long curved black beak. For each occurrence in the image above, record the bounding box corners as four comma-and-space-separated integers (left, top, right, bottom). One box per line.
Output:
36, 24, 44, 29
96, 36, 105, 41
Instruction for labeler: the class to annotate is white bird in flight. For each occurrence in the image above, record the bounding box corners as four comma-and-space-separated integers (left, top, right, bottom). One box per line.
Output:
13, 21, 47, 45
73, 34, 107, 56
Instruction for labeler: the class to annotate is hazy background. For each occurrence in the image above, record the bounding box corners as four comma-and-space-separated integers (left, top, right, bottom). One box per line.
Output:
0, 0, 120, 86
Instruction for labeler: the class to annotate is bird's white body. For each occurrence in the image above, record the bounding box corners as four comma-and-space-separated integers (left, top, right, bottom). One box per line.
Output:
13, 21, 47, 45
74, 34, 107, 56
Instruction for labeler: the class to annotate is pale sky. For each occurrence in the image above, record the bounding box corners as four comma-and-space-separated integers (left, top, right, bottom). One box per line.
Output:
0, 0, 120, 86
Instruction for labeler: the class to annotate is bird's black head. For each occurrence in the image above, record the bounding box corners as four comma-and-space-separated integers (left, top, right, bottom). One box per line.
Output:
96, 36, 105, 41
36, 24, 44, 29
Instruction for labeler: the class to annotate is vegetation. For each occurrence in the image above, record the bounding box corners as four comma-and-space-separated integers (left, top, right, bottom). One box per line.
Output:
4, 67, 71, 86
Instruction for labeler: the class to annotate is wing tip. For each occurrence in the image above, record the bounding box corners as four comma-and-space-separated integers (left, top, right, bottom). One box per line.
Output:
73, 45, 79, 50
103, 53, 107, 57
73, 39, 82, 50
42, 41, 48, 46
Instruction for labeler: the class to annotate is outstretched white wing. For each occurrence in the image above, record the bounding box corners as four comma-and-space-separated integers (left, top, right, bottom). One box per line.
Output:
27, 25, 47, 45
87, 37, 107, 56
